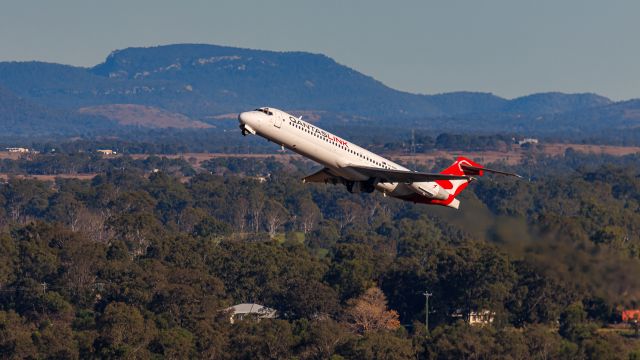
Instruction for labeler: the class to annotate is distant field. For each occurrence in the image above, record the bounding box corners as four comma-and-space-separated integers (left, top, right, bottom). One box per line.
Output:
79, 104, 213, 129
128, 152, 305, 168
0, 152, 24, 160
392, 144, 640, 167
0, 143, 638, 181
0, 173, 97, 181
129, 143, 640, 168
541, 143, 640, 156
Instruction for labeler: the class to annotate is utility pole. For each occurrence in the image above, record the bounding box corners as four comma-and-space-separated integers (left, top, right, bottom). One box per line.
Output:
424, 291, 432, 335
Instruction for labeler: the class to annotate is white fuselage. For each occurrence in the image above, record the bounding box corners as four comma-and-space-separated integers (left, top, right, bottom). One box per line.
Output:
238, 107, 452, 203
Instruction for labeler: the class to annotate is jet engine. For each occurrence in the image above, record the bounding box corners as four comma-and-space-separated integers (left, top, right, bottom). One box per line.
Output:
345, 179, 377, 194
407, 182, 450, 200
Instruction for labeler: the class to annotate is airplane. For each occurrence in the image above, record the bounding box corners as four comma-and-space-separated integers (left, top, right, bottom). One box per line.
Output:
238, 107, 520, 209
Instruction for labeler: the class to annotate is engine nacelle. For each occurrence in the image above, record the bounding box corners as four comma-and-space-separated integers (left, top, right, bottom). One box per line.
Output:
345, 180, 376, 194
408, 182, 450, 200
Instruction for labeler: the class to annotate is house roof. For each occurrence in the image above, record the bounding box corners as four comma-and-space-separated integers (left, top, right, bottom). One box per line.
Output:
227, 303, 276, 317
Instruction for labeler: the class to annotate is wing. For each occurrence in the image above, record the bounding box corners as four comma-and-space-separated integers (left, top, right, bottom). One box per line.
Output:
345, 165, 470, 183
302, 168, 341, 183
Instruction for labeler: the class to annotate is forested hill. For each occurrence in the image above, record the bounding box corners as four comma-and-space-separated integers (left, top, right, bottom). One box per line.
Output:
0, 43, 638, 138
0, 85, 118, 136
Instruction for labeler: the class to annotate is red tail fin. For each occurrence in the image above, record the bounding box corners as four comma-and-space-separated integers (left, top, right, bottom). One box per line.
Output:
440, 157, 484, 176
422, 157, 518, 209
436, 157, 483, 197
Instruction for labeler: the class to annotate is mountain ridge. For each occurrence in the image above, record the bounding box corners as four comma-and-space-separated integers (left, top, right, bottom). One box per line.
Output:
0, 84, 118, 136
0, 43, 637, 138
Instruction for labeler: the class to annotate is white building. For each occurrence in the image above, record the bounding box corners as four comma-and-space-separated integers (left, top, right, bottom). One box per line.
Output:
6, 147, 30, 153
469, 310, 495, 325
225, 303, 277, 324
517, 138, 539, 146
452, 309, 496, 326
97, 149, 117, 155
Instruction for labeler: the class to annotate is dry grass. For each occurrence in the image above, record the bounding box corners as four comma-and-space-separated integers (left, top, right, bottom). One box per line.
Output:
0, 152, 24, 160
540, 143, 640, 156
129, 152, 305, 168
79, 104, 213, 129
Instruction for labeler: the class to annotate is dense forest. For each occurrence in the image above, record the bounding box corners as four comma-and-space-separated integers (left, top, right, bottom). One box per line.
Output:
0, 150, 640, 359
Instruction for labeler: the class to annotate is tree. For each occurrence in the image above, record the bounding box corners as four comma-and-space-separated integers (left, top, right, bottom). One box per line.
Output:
191, 317, 231, 360
232, 197, 250, 234
177, 206, 207, 234
249, 189, 266, 233
264, 199, 288, 238
325, 243, 375, 301
107, 212, 162, 257
559, 302, 596, 343
2, 179, 51, 223
47, 192, 84, 231
34, 321, 79, 359
523, 324, 562, 360
59, 235, 106, 306
150, 327, 195, 359
148, 267, 226, 329
336, 199, 364, 231
0, 233, 17, 290
209, 240, 326, 308
507, 260, 569, 326
228, 319, 296, 360
344, 287, 400, 334
339, 332, 414, 360
0, 311, 37, 359
95, 302, 155, 359
192, 216, 232, 238
493, 328, 529, 360
432, 242, 516, 326
275, 277, 340, 320
582, 335, 624, 360
297, 197, 321, 234
75, 208, 112, 243
425, 322, 497, 360
299, 319, 350, 360
147, 172, 193, 225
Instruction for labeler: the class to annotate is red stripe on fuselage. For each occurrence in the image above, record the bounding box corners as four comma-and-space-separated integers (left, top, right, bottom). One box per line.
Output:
396, 193, 456, 207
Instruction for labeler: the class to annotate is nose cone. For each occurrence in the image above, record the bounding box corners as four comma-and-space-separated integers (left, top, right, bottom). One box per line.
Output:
238, 111, 259, 135
239, 111, 264, 126
238, 111, 252, 125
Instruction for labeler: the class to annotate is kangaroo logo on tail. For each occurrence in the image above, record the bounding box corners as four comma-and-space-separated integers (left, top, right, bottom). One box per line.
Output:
436, 157, 484, 197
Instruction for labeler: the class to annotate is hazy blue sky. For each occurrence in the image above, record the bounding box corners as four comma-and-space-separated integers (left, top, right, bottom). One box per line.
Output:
1, 0, 638, 100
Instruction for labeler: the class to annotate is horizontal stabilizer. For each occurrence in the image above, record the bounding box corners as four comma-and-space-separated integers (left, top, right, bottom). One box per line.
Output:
460, 164, 522, 178
346, 165, 470, 183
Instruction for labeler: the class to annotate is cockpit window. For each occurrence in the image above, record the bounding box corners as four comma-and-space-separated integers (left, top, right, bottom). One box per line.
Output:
255, 108, 273, 116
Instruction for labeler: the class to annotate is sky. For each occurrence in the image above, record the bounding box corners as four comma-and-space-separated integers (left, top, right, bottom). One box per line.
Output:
0, 0, 638, 100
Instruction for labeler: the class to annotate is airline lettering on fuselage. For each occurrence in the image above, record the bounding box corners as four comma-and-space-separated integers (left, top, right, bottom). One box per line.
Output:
289, 117, 349, 147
